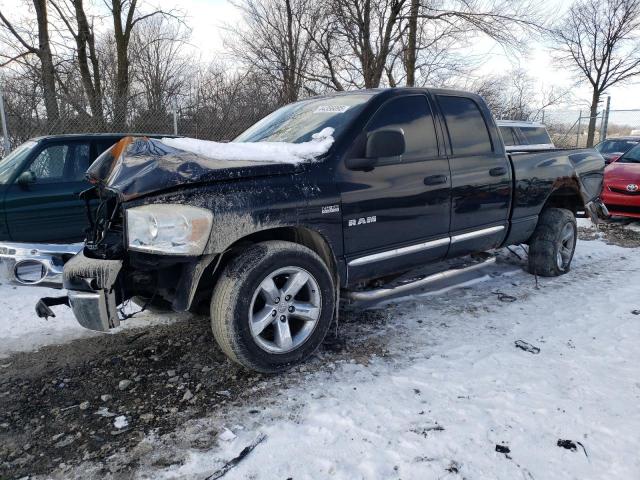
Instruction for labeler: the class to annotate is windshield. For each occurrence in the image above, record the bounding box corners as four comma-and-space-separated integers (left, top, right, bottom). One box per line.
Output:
0, 141, 37, 184
234, 95, 372, 144
619, 144, 640, 163
596, 139, 639, 154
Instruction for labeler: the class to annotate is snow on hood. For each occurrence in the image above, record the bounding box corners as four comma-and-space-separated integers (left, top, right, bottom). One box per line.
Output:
159, 127, 335, 164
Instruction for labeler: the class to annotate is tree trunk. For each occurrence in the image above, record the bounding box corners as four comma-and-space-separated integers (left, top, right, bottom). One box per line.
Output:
405, 0, 418, 86
283, 0, 298, 103
33, 0, 59, 126
111, 0, 130, 130
73, 0, 104, 127
586, 88, 600, 147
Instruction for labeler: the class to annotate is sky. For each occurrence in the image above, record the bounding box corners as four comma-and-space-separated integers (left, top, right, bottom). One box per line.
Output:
1, 0, 640, 112
159, 0, 640, 112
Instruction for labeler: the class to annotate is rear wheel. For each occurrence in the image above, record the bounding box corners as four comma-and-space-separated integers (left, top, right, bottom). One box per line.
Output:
210, 240, 335, 373
528, 207, 577, 277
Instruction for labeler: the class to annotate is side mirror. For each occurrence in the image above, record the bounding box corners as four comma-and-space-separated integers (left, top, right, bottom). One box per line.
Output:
17, 170, 36, 188
366, 128, 405, 159
345, 128, 406, 171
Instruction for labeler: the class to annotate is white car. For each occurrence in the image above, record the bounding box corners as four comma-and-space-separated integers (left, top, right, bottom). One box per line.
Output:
497, 120, 555, 152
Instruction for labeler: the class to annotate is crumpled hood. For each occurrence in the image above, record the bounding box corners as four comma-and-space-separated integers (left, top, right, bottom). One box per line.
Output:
87, 137, 299, 200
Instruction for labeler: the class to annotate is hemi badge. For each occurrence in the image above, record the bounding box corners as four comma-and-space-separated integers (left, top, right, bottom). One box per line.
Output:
322, 205, 340, 214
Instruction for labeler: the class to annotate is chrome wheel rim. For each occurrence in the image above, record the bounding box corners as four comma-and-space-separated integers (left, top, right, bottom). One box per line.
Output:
556, 223, 575, 270
249, 266, 321, 354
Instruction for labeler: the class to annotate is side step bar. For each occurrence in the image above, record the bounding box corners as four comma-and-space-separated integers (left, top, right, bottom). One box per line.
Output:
344, 255, 496, 303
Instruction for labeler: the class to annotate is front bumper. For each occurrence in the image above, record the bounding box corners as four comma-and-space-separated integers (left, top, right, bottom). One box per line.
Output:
63, 252, 123, 331
601, 188, 640, 218
584, 198, 610, 223
0, 242, 83, 288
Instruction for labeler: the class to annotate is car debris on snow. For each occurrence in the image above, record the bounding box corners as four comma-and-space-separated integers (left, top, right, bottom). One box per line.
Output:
205, 433, 267, 480
514, 339, 541, 354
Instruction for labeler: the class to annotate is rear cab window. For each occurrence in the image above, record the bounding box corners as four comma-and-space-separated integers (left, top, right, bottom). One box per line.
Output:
499, 126, 519, 146
437, 95, 493, 155
518, 126, 551, 145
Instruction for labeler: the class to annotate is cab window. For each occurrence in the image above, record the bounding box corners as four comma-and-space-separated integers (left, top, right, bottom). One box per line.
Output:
25, 142, 91, 183
499, 126, 519, 146
519, 126, 551, 145
438, 95, 493, 155
366, 95, 439, 161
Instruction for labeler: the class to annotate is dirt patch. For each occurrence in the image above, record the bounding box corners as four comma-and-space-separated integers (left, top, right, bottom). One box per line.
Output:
0, 308, 390, 479
578, 218, 640, 248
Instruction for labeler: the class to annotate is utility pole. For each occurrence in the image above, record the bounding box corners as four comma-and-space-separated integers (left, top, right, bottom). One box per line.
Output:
172, 99, 178, 136
0, 83, 10, 154
576, 110, 582, 148
601, 96, 611, 142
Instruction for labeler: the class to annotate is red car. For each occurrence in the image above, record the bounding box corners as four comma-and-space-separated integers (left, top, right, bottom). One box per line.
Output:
602, 144, 640, 218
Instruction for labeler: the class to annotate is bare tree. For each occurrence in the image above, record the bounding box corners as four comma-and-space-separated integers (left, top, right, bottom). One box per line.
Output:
330, 0, 407, 89
403, 0, 543, 87
129, 16, 192, 117
0, 0, 60, 124
50, 0, 104, 125
227, 0, 316, 103
105, 0, 180, 129
470, 67, 570, 120
551, 0, 640, 146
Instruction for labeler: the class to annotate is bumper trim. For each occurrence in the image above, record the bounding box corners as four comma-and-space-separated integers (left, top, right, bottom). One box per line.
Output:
0, 242, 83, 288
68, 289, 120, 331
585, 198, 609, 223
63, 251, 123, 331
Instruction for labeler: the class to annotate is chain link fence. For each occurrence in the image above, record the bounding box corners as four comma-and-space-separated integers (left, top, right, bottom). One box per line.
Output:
0, 91, 275, 158
543, 107, 640, 149
3, 89, 640, 158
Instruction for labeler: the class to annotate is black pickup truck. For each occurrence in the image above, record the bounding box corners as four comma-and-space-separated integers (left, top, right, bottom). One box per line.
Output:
27, 88, 605, 372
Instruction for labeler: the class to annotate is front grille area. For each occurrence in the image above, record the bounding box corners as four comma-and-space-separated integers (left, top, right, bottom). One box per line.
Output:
85, 195, 125, 259
608, 186, 640, 195
606, 204, 640, 214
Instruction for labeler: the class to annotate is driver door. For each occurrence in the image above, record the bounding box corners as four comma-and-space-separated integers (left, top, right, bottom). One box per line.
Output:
5, 140, 92, 242
338, 93, 452, 282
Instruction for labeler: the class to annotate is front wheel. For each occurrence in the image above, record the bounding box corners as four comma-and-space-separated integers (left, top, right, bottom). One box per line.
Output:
210, 240, 335, 373
528, 207, 577, 277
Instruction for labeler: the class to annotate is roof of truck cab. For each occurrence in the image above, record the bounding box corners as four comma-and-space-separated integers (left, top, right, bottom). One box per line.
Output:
299, 87, 485, 100
496, 120, 547, 128
601, 136, 640, 141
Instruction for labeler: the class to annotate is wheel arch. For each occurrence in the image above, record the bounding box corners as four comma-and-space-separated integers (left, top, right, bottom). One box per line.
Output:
542, 186, 585, 216
189, 226, 340, 312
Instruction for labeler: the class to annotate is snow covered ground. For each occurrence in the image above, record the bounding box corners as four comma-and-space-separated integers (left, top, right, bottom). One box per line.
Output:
143, 233, 639, 480
2, 220, 639, 479
0, 283, 181, 358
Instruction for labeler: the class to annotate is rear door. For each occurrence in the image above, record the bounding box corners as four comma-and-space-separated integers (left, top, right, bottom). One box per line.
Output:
436, 94, 511, 257
4, 140, 93, 242
339, 93, 451, 281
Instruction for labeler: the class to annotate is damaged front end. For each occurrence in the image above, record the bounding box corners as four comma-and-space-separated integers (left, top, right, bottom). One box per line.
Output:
43, 136, 240, 331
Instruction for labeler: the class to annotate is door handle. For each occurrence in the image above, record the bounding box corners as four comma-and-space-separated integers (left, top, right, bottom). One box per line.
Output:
489, 167, 507, 177
424, 174, 448, 186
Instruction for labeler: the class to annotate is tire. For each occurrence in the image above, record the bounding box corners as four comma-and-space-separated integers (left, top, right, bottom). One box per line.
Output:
210, 240, 335, 373
528, 207, 577, 277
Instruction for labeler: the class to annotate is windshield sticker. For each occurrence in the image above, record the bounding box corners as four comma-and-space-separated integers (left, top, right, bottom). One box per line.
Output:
314, 105, 351, 114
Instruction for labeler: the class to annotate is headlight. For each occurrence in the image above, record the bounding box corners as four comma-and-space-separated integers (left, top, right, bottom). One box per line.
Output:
126, 204, 213, 255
